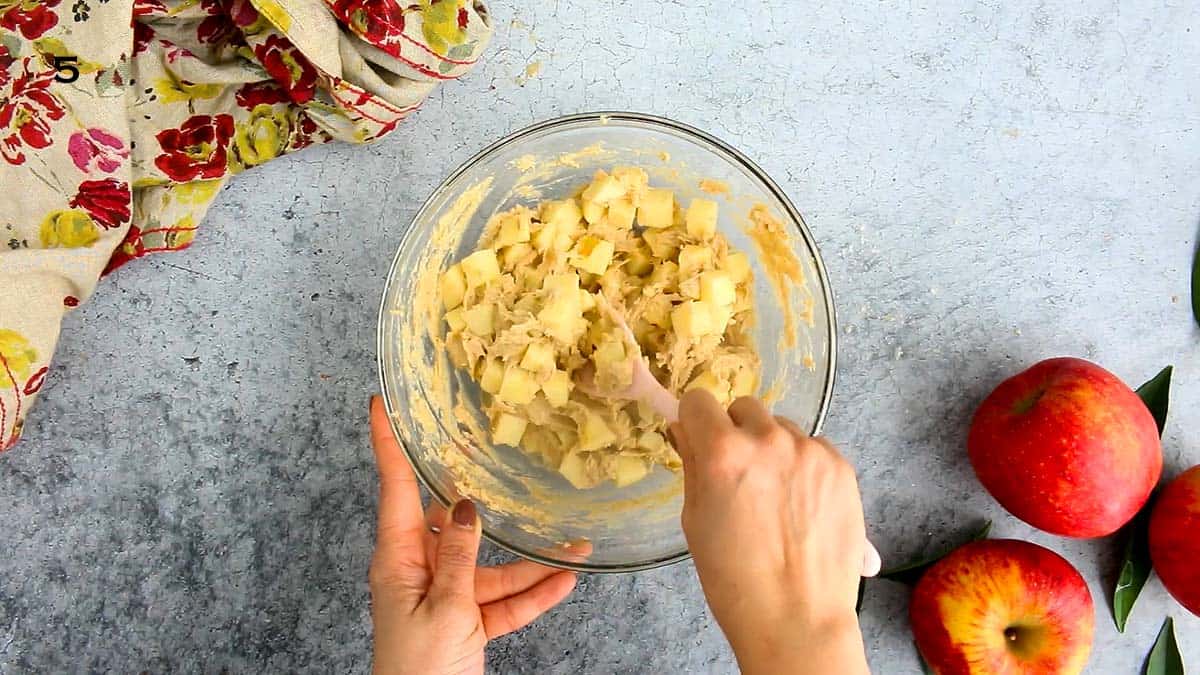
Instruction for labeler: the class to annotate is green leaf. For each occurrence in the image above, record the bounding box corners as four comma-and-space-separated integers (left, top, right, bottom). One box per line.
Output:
1142, 617, 1185, 675
1112, 504, 1154, 632
1192, 242, 1200, 327
878, 520, 992, 586
1135, 366, 1173, 436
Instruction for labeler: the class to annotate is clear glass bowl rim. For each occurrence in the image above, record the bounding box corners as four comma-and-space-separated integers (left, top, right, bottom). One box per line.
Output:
376, 111, 839, 573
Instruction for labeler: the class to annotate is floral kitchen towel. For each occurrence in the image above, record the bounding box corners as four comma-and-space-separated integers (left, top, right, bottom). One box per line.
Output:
0, 0, 492, 451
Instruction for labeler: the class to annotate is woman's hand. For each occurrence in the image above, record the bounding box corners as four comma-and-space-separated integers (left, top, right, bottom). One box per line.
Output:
367, 396, 577, 675
671, 391, 874, 675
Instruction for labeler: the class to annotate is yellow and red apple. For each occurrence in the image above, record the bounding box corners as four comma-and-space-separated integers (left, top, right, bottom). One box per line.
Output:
1149, 464, 1200, 616
910, 539, 1094, 675
968, 357, 1161, 537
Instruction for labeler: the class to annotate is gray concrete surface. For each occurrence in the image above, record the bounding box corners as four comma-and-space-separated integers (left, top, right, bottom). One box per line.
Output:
4, 1, 1200, 672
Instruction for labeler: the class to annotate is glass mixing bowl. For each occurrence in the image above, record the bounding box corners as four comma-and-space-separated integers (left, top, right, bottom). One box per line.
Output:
377, 112, 836, 572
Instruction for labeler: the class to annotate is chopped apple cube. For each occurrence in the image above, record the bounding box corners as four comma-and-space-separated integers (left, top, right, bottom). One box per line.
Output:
497, 365, 539, 405
699, 270, 736, 307
614, 455, 649, 487
540, 199, 583, 229
648, 260, 679, 289
582, 172, 626, 204
731, 368, 758, 398
578, 410, 616, 451
637, 188, 674, 228
440, 264, 467, 309
492, 412, 528, 446
460, 250, 501, 287
582, 199, 605, 224
444, 307, 466, 332
726, 251, 752, 283
671, 301, 715, 338
520, 341, 556, 374
479, 358, 504, 394
463, 303, 496, 337
569, 235, 615, 275
638, 431, 666, 452
687, 370, 730, 403
531, 222, 556, 252
678, 245, 712, 278
494, 215, 531, 248
579, 289, 597, 310
625, 246, 653, 276
501, 243, 533, 269
642, 228, 680, 259
612, 166, 649, 194
542, 272, 580, 297
685, 198, 719, 240
558, 452, 597, 489
607, 199, 636, 229
541, 369, 574, 407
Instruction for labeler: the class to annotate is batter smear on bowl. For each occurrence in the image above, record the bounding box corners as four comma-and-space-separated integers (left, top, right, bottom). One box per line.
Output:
439, 167, 761, 488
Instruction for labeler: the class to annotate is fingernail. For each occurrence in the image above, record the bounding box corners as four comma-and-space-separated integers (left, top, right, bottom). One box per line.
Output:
452, 499, 476, 528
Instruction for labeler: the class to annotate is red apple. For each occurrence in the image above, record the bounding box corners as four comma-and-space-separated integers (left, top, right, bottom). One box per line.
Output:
911, 539, 1095, 675
968, 357, 1162, 537
1149, 465, 1200, 616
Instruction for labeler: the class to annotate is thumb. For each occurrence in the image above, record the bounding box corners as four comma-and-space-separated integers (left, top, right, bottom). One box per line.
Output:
429, 499, 482, 604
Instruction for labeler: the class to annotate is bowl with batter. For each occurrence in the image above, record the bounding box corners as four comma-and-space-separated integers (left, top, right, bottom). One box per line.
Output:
377, 112, 836, 572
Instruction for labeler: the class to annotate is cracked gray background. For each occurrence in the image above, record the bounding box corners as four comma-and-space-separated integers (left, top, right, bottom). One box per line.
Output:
4, 0, 1200, 672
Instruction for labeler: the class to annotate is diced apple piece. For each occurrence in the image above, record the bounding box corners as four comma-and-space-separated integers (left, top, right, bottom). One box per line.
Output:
700, 270, 736, 306
582, 199, 605, 224
671, 301, 715, 338
612, 166, 649, 194
687, 370, 730, 403
501, 243, 533, 269
642, 228, 680, 259
494, 215, 530, 248
607, 199, 636, 229
726, 251, 752, 283
578, 410, 616, 451
479, 358, 504, 394
579, 289, 597, 310
731, 368, 758, 398
709, 303, 733, 335
625, 246, 653, 276
642, 295, 673, 328
637, 188, 674, 228
537, 296, 586, 344
685, 198, 719, 240
540, 199, 583, 229
553, 229, 576, 252
678, 244, 712, 278
542, 369, 574, 407
444, 307, 466, 332
492, 412, 528, 446
638, 431, 666, 452
460, 250, 501, 287
531, 222, 556, 252
582, 172, 626, 204
445, 334, 471, 369
542, 272, 580, 296
463, 303, 496, 337
648, 260, 678, 289
497, 365, 539, 405
520, 341, 556, 373
440, 264, 467, 309
569, 235, 615, 275
558, 452, 596, 489
614, 455, 649, 487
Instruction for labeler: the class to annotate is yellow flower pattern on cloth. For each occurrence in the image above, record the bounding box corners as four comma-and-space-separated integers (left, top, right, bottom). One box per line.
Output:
39, 210, 100, 249
0, 0, 493, 452
0, 331, 37, 390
